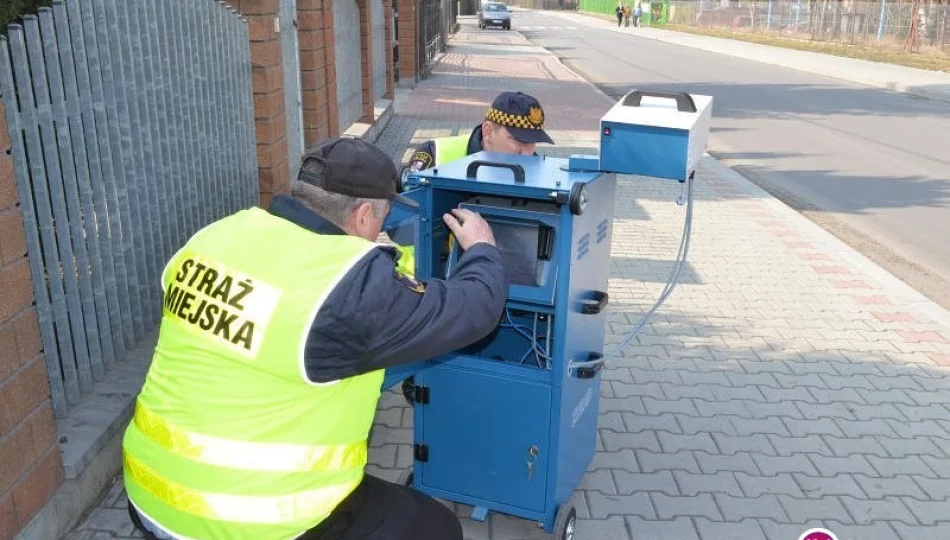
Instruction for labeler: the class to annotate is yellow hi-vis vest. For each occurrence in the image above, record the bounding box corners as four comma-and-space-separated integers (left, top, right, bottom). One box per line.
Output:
393, 134, 470, 275
432, 134, 470, 166
122, 207, 383, 540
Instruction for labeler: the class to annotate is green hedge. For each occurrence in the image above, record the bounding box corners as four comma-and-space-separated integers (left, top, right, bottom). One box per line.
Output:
1, 1, 52, 34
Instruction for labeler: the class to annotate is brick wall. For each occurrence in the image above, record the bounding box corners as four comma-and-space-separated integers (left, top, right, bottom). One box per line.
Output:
0, 101, 64, 540
235, 0, 402, 198
299, 0, 336, 146
358, 0, 375, 121
397, 0, 418, 84
234, 0, 291, 209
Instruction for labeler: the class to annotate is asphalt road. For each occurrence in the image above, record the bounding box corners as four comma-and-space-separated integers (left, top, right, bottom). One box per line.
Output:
506, 10, 950, 309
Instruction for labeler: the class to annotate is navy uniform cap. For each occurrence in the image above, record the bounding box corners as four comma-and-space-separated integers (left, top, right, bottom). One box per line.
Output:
298, 137, 418, 208
485, 91, 555, 145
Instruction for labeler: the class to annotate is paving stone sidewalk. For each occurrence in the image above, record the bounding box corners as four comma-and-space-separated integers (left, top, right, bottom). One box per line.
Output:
66, 21, 950, 540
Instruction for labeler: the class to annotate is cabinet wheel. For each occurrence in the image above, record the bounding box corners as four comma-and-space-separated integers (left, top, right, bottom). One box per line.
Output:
553, 505, 576, 540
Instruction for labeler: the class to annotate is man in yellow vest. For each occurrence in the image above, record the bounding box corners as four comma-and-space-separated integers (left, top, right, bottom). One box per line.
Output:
404, 91, 555, 175
122, 137, 507, 540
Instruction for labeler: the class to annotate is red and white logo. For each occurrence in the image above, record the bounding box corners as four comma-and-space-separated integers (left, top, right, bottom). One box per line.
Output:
798, 528, 839, 540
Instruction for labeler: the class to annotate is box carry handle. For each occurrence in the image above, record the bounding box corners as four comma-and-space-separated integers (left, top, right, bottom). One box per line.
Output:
466, 160, 526, 183
622, 89, 697, 113
580, 290, 609, 314
569, 352, 605, 379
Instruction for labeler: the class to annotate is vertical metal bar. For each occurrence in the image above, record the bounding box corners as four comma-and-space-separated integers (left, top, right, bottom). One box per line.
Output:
100, 0, 149, 338
0, 35, 68, 417
141, 0, 177, 266
164, 0, 192, 237
207, 1, 226, 221
9, 19, 81, 405
209, 0, 227, 220
218, 1, 235, 218
139, 0, 174, 262
113, 0, 160, 328
878, 0, 887, 40
125, 0, 164, 319
219, 6, 236, 214
46, 2, 107, 381
89, 0, 140, 346
238, 16, 258, 208
27, 11, 94, 395
235, 9, 255, 210
180, 0, 203, 234
154, 0, 187, 248
224, 7, 244, 212
199, 0, 218, 222
64, 0, 124, 366
188, 0, 211, 228
226, 5, 245, 214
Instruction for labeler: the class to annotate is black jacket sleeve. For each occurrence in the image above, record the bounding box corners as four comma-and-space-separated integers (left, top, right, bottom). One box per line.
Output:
406, 140, 436, 171
302, 243, 507, 383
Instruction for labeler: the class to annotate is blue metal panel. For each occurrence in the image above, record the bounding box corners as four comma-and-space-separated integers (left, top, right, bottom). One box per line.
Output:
398, 152, 617, 532
551, 171, 616, 513
417, 361, 552, 513
411, 151, 600, 196
599, 122, 690, 181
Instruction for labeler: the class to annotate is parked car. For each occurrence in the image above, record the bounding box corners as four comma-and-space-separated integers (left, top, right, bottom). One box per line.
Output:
478, 2, 511, 30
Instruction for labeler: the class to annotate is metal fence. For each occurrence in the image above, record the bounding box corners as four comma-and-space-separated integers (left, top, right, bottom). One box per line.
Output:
623, 0, 949, 53
418, 0, 458, 77
280, 0, 304, 184
0, 0, 259, 418
504, 0, 580, 10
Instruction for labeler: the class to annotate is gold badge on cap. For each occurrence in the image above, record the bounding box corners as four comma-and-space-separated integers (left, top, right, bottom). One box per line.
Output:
528, 106, 544, 127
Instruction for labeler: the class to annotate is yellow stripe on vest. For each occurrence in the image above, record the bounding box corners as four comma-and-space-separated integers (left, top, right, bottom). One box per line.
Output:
125, 454, 360, 525
134, 404, 367, 473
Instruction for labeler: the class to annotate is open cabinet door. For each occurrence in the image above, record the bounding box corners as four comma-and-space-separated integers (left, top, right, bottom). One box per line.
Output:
381, 186, 427, 391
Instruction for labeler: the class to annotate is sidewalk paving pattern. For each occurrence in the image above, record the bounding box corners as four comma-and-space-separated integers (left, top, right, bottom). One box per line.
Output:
65, 22, 950, 540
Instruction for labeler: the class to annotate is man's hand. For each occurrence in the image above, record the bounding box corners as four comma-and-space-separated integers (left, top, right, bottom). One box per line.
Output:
443, 208, 495, 250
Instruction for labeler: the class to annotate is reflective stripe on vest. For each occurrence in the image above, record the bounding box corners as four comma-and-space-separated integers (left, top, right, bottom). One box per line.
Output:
433, 135, 470, 165
133, 403, 367, 473
394, 244, 415, 277
124, 454, 360, 525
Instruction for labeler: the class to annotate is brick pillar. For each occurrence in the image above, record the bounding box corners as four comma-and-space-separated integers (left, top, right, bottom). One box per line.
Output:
299, 0, 334, 148
234, 0, 290, 209
396, 0, 417, 84
358, 0, 374, 122
383, 0, 394, 99
0, 101, 63, 540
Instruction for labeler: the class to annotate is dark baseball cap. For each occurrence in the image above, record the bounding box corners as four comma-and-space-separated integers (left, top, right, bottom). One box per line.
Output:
485, 91, 555, 145
298, 137, 418, 208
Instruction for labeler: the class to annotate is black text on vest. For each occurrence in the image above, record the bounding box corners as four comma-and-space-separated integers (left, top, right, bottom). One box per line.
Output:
163, 257, 270, 353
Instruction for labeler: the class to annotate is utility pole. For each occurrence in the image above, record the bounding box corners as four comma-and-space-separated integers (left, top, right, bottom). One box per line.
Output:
904, 0, 921, 51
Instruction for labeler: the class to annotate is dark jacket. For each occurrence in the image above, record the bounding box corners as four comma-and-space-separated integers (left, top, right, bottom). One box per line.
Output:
407, 125, 485, 171
268, 195, 507, 383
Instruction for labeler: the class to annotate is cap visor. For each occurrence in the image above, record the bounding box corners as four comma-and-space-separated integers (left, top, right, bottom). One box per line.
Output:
509, 126, 554, 145
392, 193, 419, 208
